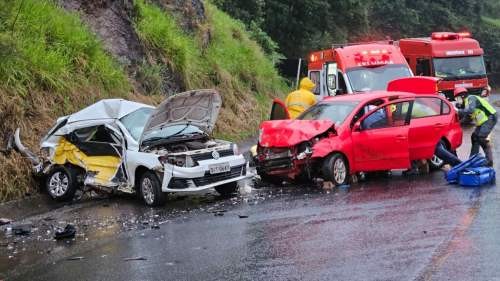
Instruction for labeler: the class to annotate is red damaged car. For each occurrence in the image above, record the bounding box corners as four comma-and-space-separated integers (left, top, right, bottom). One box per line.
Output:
256, 85, 462, 185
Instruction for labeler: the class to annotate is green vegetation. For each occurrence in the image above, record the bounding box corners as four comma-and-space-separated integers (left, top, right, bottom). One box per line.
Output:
482, 16, 500, 28
0, 0, 129, 98
134, 0, 208, 89
133, 0, 287, 138
215, 0, 500, 86
0, 0, 133, 201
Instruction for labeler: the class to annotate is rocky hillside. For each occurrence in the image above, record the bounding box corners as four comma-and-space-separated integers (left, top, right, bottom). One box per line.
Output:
0, 0, 286, 201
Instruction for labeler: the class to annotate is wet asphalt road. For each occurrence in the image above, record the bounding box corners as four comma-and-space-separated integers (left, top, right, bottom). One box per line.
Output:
1, 96, 500, 281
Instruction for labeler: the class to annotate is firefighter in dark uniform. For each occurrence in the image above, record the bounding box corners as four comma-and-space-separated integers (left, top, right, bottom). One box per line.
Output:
454, 87, 497, 166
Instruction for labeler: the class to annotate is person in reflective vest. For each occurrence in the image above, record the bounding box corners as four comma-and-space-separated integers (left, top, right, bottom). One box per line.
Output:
455, 87, 497, 166
285, 78, 317, 119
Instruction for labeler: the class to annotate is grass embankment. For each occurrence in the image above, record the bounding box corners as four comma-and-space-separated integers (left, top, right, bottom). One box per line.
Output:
0, 0, 137, 201
0, 0, 287, 202
133, 0, 287, 140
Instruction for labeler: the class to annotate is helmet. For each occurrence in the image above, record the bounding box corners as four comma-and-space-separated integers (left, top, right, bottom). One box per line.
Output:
453, 87, 468, 97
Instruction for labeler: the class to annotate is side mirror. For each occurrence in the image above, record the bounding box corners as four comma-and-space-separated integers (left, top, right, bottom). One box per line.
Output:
327, 74, 337, 89
353, 121, 362, 132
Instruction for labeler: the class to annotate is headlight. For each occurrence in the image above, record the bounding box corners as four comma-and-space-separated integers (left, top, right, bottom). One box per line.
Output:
232, 144, 240, 155
265, 148, 291, 159
159, 155, 186, 167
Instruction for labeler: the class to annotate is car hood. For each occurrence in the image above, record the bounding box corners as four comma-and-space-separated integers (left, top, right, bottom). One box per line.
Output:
259, 120, 335, 147
140, 89, 222, 144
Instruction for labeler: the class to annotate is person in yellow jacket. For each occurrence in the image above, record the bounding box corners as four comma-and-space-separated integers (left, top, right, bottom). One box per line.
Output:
285, 78, 317, 119
455, 87, 497, 166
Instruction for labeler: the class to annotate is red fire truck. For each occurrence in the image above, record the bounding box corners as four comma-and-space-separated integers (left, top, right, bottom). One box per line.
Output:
307, 43, 413, 100
399, 32, 490, 100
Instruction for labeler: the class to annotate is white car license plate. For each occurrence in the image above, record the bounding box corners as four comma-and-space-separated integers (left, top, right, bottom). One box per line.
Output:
209, 163, 231, 174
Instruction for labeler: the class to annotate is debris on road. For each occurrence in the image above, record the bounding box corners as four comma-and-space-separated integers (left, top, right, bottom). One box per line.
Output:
12, 224, 32, 236
0, 218, 11, 226
238, 215, 249, 219
322, 181, 335, 191
124, 257, 147, 261
214, 212, 224, 216
209, 209, 227, 213
67, 256, 85, 261
54, 224, 76, 240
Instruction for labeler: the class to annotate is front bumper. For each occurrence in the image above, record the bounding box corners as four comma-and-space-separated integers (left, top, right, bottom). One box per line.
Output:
161, 155, 250, 192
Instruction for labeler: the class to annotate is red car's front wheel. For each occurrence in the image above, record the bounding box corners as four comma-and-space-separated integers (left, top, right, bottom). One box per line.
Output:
322, 153, 349, 186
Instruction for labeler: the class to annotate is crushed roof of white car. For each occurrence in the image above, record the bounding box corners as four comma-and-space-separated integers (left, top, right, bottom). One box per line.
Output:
11, 89, 250, 206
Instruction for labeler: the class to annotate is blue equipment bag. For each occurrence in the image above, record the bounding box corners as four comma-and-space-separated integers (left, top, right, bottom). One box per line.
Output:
458, 167, 496, 187
445, 154, 487, 184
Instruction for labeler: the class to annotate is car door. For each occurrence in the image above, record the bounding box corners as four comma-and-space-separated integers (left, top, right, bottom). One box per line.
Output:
66, 124, 127, 186
408, 97, 451, 160
269, 98, 290, 120
351, 100, 413, 172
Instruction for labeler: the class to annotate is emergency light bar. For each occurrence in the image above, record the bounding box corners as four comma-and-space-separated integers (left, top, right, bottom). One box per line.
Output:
354, 49, 393, 66
431, 32, 472, 40
457, 31, 471, 38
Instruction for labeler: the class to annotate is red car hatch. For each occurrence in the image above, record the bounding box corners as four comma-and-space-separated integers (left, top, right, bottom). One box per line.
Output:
387, 77, 441, 95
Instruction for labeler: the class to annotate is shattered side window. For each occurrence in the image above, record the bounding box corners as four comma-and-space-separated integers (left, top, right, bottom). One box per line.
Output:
73, 127, 97, 142
120, 108, 154, 141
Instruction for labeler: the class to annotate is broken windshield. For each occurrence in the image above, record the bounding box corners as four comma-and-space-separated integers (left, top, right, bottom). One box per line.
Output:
347, 64, 412, 92
119, 107, 154, 141
141, 124, 205, 146
298, 101, 359, 126
433, 56, 486, 79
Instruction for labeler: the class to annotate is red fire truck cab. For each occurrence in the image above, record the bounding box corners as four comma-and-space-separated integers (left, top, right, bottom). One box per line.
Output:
307, 43, 413, 100
399, 32, 490, 100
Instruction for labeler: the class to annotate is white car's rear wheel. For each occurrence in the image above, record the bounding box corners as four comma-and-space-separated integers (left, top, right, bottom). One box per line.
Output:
46, 166, 79, 201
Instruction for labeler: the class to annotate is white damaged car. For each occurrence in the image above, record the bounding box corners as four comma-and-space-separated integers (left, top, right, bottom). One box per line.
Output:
13, 89, 250, 206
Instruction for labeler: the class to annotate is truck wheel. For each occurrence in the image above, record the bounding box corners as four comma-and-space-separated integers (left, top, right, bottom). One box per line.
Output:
428, 154, 445, 170
322, 153, 349, 186
139, 171, 166, 206
46, 166, 79, 201
215, 182, 239, 197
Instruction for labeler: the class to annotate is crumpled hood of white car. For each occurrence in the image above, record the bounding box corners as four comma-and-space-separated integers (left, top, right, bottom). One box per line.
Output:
140, 89, 222, 143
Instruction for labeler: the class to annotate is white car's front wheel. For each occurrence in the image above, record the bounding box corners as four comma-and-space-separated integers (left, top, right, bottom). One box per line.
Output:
139, 171, 166, 206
